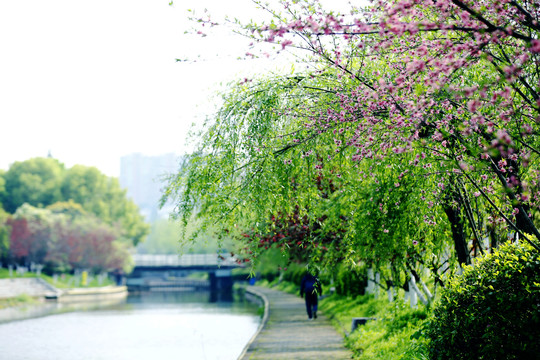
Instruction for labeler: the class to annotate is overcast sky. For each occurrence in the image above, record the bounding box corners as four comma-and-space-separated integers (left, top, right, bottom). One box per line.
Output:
0, 0, 279, 177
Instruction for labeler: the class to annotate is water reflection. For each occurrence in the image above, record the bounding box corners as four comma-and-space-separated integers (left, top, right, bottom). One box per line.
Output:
0, 291, 260, 360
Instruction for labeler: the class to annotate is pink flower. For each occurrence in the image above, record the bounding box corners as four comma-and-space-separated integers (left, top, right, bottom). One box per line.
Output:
467, 99, 481, 113
281, 39, 293, 49
530, 39, 540, 53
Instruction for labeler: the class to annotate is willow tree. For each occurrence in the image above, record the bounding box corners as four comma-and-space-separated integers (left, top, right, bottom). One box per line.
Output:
298, 1, 538, 235
163, 69, 453, 291
196, 0, 540, 244
165, 0, 540, 294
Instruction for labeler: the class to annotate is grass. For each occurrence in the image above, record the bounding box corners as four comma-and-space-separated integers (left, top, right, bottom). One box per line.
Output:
0, 294, 38, 309
320, 294, 430, 360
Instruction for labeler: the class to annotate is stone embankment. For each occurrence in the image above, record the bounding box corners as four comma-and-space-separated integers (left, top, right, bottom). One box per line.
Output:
238, 286, 353, 360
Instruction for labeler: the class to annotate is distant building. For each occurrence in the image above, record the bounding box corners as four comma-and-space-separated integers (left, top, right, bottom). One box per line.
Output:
119, 153, 180, 221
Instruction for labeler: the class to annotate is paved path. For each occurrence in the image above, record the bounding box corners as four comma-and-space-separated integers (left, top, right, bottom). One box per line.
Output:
239, 286, 353, 360
0, 278, 59, 299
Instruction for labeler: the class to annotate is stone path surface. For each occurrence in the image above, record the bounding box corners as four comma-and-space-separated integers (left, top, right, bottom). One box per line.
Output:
239, 286, 353, 360
0, 278, 59, 299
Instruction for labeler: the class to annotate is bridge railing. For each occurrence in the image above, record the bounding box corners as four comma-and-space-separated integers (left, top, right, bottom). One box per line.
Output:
132, 253, 239, 268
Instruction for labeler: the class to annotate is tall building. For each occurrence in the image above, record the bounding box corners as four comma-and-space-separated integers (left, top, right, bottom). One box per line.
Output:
119, 153, 180, 221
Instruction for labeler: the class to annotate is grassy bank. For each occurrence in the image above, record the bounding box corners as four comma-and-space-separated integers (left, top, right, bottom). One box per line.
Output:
258, 279, 430, 360
0, 294, 38, 309
320, 295, 429, 360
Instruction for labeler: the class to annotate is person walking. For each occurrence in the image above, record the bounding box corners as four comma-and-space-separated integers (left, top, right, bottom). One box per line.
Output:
300, 272, 322, 320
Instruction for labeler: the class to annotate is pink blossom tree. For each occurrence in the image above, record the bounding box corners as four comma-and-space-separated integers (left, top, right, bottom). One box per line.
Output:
167, 0, 540, 288
232, 0, 540, 248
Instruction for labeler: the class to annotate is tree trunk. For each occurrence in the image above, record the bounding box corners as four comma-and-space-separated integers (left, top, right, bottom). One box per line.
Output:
443, 203, 471, 266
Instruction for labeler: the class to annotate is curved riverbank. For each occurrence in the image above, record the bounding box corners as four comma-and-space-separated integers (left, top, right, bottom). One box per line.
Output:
237, 287, 270, 359
52, 285, 128, 302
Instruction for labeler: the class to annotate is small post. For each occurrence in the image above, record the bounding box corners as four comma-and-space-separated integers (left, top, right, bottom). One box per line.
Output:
386, 280, 394, 303
365, 268, 375, 294
351, 317, 376, 332
36, 264, 43, 276
409, 279, 418, 308
81, 271, 88, 286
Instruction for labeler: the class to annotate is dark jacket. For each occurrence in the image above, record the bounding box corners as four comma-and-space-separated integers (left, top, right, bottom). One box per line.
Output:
300, 273, 322, 297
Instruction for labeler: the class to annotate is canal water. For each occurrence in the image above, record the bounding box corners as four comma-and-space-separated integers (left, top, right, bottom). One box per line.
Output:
0, 291, 260, 360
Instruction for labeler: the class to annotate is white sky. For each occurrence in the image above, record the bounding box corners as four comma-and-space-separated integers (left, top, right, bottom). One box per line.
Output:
0, 0, 280, 177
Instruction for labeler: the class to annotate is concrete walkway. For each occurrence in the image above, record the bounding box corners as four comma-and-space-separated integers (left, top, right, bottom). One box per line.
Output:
239, 286, 353, 360
0, 278, 60, 299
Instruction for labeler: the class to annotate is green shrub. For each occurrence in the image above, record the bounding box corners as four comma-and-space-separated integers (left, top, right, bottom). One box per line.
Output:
426, 241, 540, 360
320, 294, 429, 360
335, 263, 367, 297
280, 262, 306, 285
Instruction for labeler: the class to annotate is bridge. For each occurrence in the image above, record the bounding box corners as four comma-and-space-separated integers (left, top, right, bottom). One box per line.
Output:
132, 253, 239, 270
128, 254, 244, 300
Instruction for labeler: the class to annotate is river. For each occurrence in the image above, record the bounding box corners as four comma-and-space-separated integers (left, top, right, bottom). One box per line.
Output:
0, 291, 260, 360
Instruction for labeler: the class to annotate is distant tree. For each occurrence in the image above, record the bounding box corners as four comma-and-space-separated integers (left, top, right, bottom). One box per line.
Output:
8, 204, 54, 266
61, 165, 149, 246
47, 200, 87, 218
137, 218, 182, 254
0, 170, 6, 211
0, 208, 11, 265
0, 172, 8, 263
1, 160, 149, 248
64, 216, 125, 273
1, 158, 64, 213
7, 218, 32, 262
138, 218, 234, 255
3, 203, 134, 273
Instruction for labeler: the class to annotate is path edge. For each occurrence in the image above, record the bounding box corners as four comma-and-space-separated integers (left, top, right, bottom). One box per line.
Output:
237, 286, 270, 360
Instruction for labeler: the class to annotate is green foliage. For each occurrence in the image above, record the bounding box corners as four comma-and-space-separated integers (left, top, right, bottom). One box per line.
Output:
1, 157, 64, 213
251, 248, 291, 283
426, 241, 540, 360
137, 218, 234, 255
0, 293, 37, 309
47, 200, 87, 217
320, 294, 429, 360
163, 71, 457, 283
0, 170, 6, 210
334, 263, 367, 297
137, 219, 183, 254
162, 74, 358, 262
61, 164, 149, 246
279, 261, 307, 286
1, 158, 149, 249
0, 208, 9, 262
